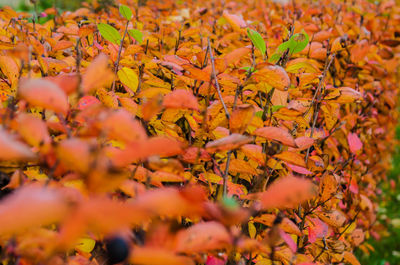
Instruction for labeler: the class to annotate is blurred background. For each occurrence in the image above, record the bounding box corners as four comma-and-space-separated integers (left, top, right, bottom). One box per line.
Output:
0, 0, 85, 10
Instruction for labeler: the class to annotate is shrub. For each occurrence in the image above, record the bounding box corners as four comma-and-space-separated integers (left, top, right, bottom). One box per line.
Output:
0, 0, 398, 264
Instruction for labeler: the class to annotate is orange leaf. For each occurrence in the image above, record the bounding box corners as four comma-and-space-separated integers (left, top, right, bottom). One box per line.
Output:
316, 210, 347, 228
130, 247, 195, 265
163, 90, 199, 110
175, 221, 231, 253
350, 39, 369, 63
223, 11, 246, 31
45, 74, 79, 95
15, 113, 51, 152
240, 144, 266, 165
229, 105, 255, 133
133, 187, 205, 217
0, 128, 36, 161
205, 134, 253, 153
101, 109, 147, 143
81, 53, 114, 94
253, 126, 296, 147
274, 151, 306, 167
343, 251, 361, 265
18, 79, 69, 115
56, 138, 91, 174
109, 137, 184, 167
295, 136, 315, 150
253, 214, 302, 236
254, 65, 290, 91
0, 184, 68, 236
246, 175, 318, 209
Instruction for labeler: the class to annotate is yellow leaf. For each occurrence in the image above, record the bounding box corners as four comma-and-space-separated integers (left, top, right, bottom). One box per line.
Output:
75, 237, 96, 253
118, 67, 139, 93
248, 221, 256, 239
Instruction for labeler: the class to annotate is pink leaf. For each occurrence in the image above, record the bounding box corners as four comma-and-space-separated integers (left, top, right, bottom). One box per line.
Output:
279, 229, 297, 253
347, 133, 362, 154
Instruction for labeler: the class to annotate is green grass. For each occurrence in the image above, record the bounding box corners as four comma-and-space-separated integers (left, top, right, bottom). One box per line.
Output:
356, 126, 400, 265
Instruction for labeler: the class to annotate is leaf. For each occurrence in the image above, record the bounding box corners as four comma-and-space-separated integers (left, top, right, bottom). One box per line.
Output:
128, 29, 143, 44
253, 126, 296, 147
77, 95, 100, 110
347, 133, 362, 154
175, 221, 231, 253
101, 109, 147, 143
350, 39, 369, 62
279, 229, 297, 253
245, 175, 318, 209
317, 210, 347, 228
0, 184, 68, 236
254, 65, 290, 91
274, 151, 306, 168
295, 136, 315, 150
248, 221, 256, 238
229, 104, 255, 133
253, 214, 302, 236
97, 23, 121, 45
45, 74, 80, 95
0, 129, 36, 161
343, 251, 361, 265
18, 79, 69, 115
205, 134, 253, 153
57, 138, 91, 174
117, 67, 139, 93
75, 237, 96, 253
81, 53, 115, 94
319, 174, 337, 201
109, 137, 184, 167
130, 247, 195, 265
222, 10, 246, 31
119, 4, 132, 20
307, 217, 328, 243
288, 31, 309, 54
247, 28, 266, 56
15, 113, 51, 152
162, 89, 199, 110
240, 144, 266, 165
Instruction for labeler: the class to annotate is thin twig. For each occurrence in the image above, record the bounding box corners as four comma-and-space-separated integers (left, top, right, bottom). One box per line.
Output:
305, 53, 335, 163
207, 37, 230, 120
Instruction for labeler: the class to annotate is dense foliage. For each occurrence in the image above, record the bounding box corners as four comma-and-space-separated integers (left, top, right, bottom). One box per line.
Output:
0, 0, 399, 264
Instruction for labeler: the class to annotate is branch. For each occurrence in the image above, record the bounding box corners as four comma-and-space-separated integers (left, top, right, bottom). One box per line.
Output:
207, 37, 230, 120
112, 20, 130, 92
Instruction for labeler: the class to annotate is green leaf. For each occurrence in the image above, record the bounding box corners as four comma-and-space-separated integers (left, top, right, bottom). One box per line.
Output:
222, 196, 239, 210
119, 4, 132, 20
288, 31, 309, 54
268, 30, 309, 63
128, 29, 143, 44
268, 53, 282, 63
255, 111, 263, 118
271, 105, 284, 112
247, 28, 266, 57
97, 23, 121, 45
